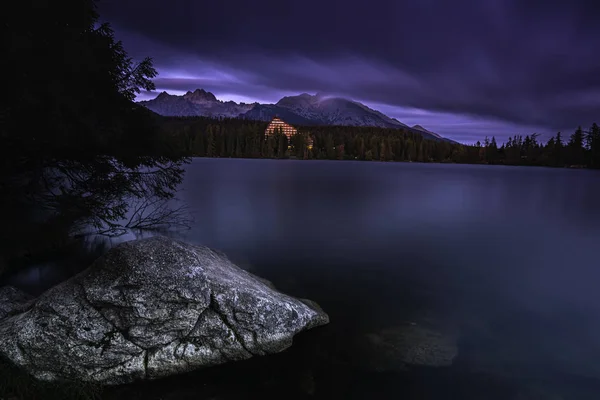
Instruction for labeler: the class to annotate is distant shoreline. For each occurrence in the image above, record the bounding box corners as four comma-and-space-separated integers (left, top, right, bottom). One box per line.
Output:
186, 156, 598, 171
162, 116, 600, 170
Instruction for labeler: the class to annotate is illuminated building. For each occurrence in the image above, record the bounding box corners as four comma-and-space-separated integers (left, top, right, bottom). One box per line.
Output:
264, 117, 313, 150
265, 117, 297, 138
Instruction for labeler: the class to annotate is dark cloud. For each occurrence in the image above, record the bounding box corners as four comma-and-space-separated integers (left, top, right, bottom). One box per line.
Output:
98, 0, 600, 142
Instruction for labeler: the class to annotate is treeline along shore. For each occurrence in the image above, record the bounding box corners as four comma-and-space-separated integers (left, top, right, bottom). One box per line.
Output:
162, 116, 600, 169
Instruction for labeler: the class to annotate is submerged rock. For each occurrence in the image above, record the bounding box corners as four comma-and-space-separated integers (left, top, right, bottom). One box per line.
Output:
0, 236, 329, 385
0, 286, 34, 321
355, 321, 459, 372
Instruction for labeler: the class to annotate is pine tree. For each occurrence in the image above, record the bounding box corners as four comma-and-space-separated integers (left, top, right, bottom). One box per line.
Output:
277, 132, 288, 159
291, 133, 306, 158
325, 134, 336, 159
380, 140, 388, 161
234, 135, 243, 158
417, 142, 424, 162
568, 126, 585, 166
206, 127, 216, 157
487, 136, 498, 163
587, 123, 600, 168
193, 131, 206, 156
1, 0, 189, 266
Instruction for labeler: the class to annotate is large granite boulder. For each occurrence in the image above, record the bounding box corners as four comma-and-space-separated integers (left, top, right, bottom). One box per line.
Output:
0, 236, 329, 385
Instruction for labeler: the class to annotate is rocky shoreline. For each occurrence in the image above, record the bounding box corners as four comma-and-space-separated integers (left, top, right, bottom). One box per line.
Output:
3, 237, 600, 399
0, 236, 329, 385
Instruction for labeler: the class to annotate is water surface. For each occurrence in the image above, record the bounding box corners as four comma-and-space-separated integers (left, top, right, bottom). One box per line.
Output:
8, 159, 600, 399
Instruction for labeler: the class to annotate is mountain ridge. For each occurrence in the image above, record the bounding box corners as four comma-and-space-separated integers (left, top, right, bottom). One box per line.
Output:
412, 124, 443, 139
139, 89, 450, 141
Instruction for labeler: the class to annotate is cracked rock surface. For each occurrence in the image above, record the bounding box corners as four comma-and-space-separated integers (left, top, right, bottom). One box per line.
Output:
0, 236, 329, 385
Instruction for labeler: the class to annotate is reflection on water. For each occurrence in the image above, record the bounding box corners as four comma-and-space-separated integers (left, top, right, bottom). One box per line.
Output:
4, 158, 600, 399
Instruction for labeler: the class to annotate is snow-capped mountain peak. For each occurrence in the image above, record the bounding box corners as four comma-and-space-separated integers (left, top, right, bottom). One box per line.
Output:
138, 89, 448, 141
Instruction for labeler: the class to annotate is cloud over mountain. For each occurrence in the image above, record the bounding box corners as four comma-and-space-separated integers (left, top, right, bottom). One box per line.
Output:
139, 90, 450, 141
99, 0, 600, 143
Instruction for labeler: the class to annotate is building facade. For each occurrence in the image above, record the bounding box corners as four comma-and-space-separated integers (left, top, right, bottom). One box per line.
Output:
264, 117, 313, 149
265, 117, 298, 138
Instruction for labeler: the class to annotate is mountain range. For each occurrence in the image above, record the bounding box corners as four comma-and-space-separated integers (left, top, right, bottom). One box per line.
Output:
139, 89, 450, 141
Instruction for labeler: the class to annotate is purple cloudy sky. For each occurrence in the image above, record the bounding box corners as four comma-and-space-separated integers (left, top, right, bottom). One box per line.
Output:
98, 0, 600, 144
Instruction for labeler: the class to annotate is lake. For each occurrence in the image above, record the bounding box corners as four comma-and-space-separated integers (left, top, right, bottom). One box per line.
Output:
6, 158, 600, 399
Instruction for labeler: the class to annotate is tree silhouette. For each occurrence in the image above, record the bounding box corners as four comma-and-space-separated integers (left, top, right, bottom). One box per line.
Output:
486, 136, 498, 163
162, 116, 600, 170
586, 123, 600, 168
568, 126, 586, 166
1, 0, 189, 270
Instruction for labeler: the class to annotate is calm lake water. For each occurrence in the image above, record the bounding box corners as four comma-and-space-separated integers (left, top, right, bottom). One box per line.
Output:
6, 158, 600, 399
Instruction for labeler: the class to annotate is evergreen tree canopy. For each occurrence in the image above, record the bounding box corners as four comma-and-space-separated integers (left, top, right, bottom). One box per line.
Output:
0, 0, 188, 269
162, 116, 600, 170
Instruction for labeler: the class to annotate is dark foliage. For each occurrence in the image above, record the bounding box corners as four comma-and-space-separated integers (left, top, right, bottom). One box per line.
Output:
160, 116, 600, 168
469, 125, 600, 168
161, 116, 466, 162
0, 0, 189, 273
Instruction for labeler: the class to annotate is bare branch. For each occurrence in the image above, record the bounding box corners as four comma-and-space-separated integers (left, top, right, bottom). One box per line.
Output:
84, 196, 192, 238
124, 197, 192, 232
